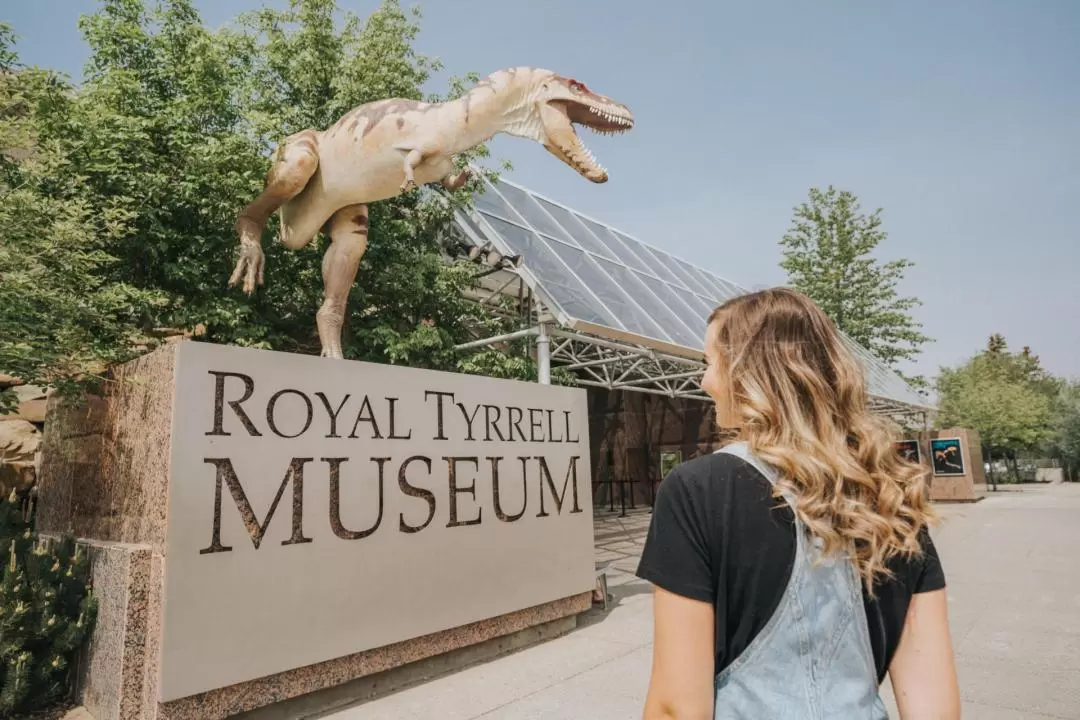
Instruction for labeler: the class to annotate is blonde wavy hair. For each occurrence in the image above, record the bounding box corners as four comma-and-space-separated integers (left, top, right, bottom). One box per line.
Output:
707, 287, 935, 592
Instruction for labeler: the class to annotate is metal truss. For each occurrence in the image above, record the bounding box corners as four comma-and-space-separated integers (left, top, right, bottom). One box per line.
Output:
444, 207, 934, 419
546, 328, 709, 399
456, 319, 935, 425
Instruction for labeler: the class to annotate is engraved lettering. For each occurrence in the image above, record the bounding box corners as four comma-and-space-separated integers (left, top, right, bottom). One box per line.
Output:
545, 409, 563, 443
445, 457, 482, 528
483, 404, 506, 441
564, 410, 580, 442
324, 457, 389, 540
266, 389, 313, 438
536, 455, 584, 517
425, 390, 455, 440
457, 403, 481, 441
387, 397, 412, 439
507, 407, 527, 441
398, 456, 436, 533
528, 408, 544, 442
492, 457, 527, 522
348, 395, 383, 439
316, 392, 351, 438
200, 457, 313, 554
206, 371, 262, 437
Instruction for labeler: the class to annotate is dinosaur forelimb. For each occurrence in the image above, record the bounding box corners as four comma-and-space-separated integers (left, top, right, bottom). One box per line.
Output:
400, 148, 424, 193
229, 128, 320, 294
441, 166, 471, 191
229, 218, 266, 295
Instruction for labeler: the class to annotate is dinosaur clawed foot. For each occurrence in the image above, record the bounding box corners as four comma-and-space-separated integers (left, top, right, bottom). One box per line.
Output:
228, 241, 265, 295
399, 178, 418, 194
441, 167, 471, 191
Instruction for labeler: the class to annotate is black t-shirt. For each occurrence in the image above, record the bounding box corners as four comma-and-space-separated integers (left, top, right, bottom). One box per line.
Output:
635, 452, 946, 684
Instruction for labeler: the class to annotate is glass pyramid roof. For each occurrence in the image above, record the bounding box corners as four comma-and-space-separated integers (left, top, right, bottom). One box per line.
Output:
454, 173, 929, 411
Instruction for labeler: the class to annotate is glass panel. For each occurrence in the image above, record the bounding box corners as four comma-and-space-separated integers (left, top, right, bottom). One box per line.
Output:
490, 183, 581, 247
576, 217, 652, 272
711, 273, 747, 298
652, 250, 721, 298
690, 291, 722, 315
688, 265, 741, 301
544, 239, 674, 340
590, 257, 684, 345
670, 283, 717, 321
534, 199, 617, 260
615, 234, 686, 286
691, 266, 734, 300
479, 214, 618, 328
631, 272, 704, 347
473, 183, 519, 220
455, 210, 492, 245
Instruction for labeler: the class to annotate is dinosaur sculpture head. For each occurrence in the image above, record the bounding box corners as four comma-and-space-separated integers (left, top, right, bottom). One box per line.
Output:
530, 70, 634, 183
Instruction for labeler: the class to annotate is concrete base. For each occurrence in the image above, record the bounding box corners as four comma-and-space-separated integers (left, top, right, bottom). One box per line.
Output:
154, 592, 591, 720
234, 615, 581, 720
73, 534, 591, 719
36, 343, 596, 720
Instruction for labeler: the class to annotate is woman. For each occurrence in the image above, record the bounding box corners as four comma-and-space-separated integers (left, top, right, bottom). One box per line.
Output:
637, 288, 960, 719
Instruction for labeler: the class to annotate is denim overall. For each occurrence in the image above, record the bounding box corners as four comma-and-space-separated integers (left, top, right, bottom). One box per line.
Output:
712, 442, 889, 720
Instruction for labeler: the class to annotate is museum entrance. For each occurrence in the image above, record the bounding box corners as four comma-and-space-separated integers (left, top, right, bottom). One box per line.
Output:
586, 387, 725, 515
442, 170, 936, 518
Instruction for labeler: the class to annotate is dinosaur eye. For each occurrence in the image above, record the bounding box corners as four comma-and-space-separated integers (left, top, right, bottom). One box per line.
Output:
570, 82, 582, 93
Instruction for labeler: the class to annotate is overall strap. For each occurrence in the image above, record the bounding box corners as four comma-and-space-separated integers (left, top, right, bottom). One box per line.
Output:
714, 442, 803, 532
715, 441, 780, 488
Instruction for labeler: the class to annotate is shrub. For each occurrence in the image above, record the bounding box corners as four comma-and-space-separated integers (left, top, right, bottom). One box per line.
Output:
0, 492, 98, 716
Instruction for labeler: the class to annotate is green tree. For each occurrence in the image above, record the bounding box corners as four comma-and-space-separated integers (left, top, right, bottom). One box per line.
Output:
1047, 379, 1080, 482
0, 22, 161, 413
779, 185, 931, 388
935, 335, 1058, 484
1, 0, 542, 407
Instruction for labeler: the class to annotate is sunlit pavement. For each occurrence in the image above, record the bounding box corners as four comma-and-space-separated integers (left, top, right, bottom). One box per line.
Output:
319, 484, 1080, 719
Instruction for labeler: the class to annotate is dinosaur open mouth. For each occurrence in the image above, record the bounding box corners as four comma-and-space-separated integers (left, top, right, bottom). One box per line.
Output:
544, 99, 634, 182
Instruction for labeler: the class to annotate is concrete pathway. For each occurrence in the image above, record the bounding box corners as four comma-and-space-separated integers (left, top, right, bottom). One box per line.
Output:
320, 484, 1080, 719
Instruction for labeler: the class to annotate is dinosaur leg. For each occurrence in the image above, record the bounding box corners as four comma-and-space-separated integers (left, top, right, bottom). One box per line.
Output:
229, 129, 320, 294
316, 204, 370, 359
441, 165, 471, 191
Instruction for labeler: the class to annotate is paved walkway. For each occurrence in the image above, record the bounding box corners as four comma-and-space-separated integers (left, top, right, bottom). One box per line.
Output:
322, 484, 1080, 719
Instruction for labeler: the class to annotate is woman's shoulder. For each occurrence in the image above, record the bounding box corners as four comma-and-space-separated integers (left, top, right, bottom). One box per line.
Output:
661, 451, 782, 511
879, 525, 947, 595
668, 451, 771, 488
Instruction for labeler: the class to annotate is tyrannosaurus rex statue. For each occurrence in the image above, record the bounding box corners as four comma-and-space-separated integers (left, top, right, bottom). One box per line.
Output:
228, 67, 634, 359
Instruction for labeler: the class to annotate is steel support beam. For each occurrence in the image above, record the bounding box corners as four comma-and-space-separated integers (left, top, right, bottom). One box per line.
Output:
537, 322, 551, 385
548, 328, 703, 368
455, 326, 538, 351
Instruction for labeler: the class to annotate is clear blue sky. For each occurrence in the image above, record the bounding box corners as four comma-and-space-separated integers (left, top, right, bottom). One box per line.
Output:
7, 0, 1079, 382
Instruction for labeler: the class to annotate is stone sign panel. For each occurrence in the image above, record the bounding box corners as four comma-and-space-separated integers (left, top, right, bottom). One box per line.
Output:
161, 342, 594, 701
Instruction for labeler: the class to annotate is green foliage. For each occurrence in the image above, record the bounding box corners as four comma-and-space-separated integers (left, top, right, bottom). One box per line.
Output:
779, 186, 932, 389
0, 23, 162, 413
935, 335, 1060, 462
1046, 379, 1080, 481
2, 0, 539, 407
0, 493, 98, 716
